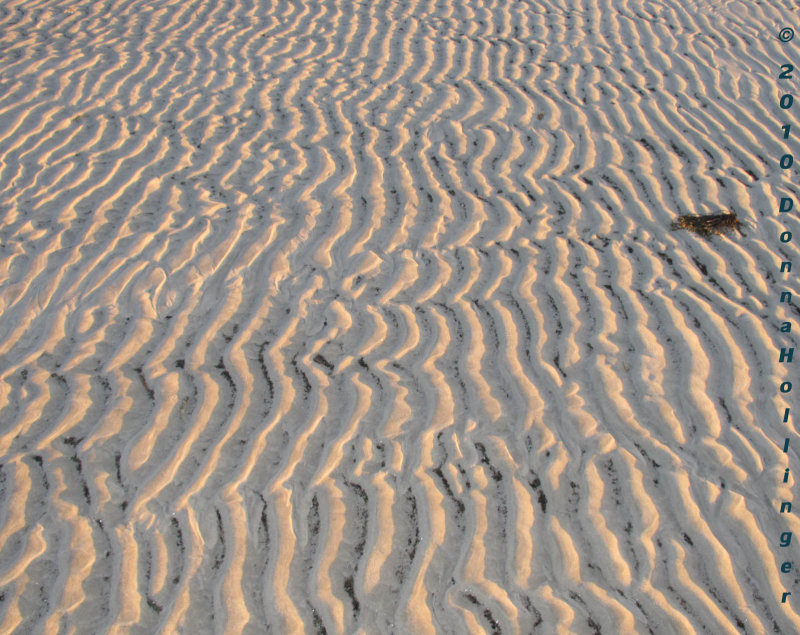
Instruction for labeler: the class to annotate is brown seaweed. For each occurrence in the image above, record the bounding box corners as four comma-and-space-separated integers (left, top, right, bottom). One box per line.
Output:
671, 212, 745, 238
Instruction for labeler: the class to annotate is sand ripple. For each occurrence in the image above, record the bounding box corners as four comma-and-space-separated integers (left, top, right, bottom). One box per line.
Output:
0, 0, 798, 632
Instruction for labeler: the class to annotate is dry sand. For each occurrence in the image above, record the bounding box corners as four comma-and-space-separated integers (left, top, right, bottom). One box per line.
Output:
0, 0, 798, 632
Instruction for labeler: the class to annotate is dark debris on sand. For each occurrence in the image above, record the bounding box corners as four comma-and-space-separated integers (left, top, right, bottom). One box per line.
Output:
671, 212, 746, 238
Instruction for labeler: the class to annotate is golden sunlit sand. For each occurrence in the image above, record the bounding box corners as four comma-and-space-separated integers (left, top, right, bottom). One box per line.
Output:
0, 0, 797, 632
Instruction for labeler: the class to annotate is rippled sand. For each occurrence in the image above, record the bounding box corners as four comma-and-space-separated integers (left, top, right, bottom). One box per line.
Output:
0, 0, 798, 632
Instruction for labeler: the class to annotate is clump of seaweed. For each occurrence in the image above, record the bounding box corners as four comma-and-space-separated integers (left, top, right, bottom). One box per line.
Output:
671, 212, 745, 238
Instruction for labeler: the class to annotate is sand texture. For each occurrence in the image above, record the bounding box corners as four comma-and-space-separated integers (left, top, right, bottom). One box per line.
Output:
0, 0, 798, 632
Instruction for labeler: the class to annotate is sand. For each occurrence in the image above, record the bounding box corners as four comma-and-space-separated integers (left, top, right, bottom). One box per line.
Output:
0, 0, 798, 632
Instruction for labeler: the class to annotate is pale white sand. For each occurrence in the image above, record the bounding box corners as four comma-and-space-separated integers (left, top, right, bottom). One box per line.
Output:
0, 0, 798, 632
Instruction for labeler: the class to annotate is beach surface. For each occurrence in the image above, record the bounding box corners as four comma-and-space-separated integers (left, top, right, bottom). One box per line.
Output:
0, 0, 798, 632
